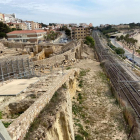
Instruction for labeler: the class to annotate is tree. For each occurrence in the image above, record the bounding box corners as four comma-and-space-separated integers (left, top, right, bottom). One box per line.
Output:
0, 22, 11, 38
46, 31, 58, 41
0, 32, 6, 38
115, 47, 125, 55
84, 36, 95, 48
65, 29, 71, 36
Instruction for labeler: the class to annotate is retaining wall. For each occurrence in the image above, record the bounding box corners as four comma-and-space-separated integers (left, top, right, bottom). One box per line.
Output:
7, 69, 79, 140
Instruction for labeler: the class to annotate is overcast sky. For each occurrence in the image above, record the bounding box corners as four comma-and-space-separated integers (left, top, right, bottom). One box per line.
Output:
0, 0, 140, 26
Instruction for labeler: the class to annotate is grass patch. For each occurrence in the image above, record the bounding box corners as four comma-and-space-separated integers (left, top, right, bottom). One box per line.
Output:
79, 80, 83, 87
2, 122, 11, 128
79, 69, 90, 77
50, 91, 58, 102
97, 71, 108, 83
80, 70, 87, 77
78, 93, 82, 100
62, 83, 67, 89
66, 67, 71, 70
75, 123, 89, 138
72, 102, 83, 116
75, 135, 84, 140
0, 111, 2, 119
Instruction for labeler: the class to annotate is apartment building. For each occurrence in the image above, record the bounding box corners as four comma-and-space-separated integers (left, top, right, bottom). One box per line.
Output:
24, 21, 40, 30
71, 27, 91, 39
33, 22, 39, 29
15, 23, 27, 30
0, 13, 4, 22
39, 24, 42, 28
7, 23, 27, 30
7, 30, 46, 43
4, 13, 16, 23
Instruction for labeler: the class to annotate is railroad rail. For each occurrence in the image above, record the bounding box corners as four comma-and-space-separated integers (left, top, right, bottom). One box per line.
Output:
93, 31, 140, 119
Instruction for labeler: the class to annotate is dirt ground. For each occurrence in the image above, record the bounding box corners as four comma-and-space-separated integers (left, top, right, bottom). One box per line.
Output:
71, 46, 130, 140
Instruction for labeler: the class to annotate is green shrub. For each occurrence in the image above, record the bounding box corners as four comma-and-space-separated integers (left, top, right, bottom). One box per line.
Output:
84, 36, 95, 48
2, 122, 11, 128
75, 135, 84, 140
78, 93, 82, 99
66, 67, 71, 70
0, 111, 2, 119
79, 80, 83, 87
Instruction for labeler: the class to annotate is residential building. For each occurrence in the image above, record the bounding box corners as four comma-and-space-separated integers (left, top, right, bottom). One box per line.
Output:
25, 22, 32, 30
39, 24, 42, 29
4, 13, 16, 23
69, 23, 77, 27
24, 21, 34, 30
33, 22, 40, 29
79, 23, 88, 27
71, 27, 91, 40
7, 30, 46, 43
6, 23, 16, 28
24, 21, 40, 30
89, 23, 93, 27
14, 23, 27, 30
7, 23, 27, 30
0, 13, 4, 22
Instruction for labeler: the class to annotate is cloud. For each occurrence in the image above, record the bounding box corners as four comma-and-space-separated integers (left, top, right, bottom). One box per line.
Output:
0, 0, 90, 17
0, 0, 140, 26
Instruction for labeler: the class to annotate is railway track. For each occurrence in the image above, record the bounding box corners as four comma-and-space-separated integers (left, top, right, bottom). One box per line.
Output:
93, 31, 140, 119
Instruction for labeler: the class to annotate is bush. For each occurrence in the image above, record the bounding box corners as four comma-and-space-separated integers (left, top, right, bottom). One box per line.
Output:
84, 36, 95, 48
0, 32, 6, 38
0, 111, 2, 119
115, 47, 125, 55
75, 135, 84, 140
2, 122, 11, 128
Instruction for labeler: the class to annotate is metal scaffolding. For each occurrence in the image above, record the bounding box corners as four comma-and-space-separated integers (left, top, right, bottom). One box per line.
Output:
0, 58, 34, 85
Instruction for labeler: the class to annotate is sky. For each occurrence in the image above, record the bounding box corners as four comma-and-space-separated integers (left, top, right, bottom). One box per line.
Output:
0, 0, 140, 26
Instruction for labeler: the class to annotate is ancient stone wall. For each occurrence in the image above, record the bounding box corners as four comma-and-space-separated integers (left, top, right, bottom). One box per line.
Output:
33, 41, 82, 67
7, 69, 79, 140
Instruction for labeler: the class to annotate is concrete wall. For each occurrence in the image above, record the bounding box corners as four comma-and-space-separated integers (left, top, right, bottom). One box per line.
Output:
7, 69, 79, 140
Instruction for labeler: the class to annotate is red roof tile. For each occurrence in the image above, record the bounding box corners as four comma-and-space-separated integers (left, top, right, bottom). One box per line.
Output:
7, 30, 46, 35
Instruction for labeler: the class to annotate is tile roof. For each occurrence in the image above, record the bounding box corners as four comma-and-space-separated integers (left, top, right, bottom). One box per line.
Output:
7, 30, 46, 35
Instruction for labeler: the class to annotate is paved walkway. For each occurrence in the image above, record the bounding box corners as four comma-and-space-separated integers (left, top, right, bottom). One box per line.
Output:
0, 120, 11, 140
0, 77, 38, 96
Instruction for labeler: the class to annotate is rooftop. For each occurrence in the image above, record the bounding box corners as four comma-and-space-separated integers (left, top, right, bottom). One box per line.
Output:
7, 30, 46, 35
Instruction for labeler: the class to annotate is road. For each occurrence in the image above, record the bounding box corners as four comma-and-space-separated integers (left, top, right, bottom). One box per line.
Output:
111, 38, 140, 64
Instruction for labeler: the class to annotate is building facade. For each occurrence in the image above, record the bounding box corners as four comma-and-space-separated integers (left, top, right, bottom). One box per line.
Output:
24, 21, 40, 30
71, 27, 91, 39
0, 13, 4, 22
7, 23, 27, 30
7, 30, 46, 43
4, 13, 16, 23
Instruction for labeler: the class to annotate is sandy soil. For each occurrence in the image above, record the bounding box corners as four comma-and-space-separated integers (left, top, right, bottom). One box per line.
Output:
71, 46, 129, 140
